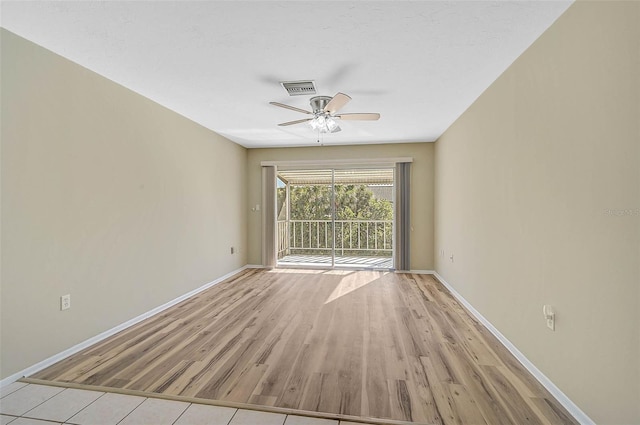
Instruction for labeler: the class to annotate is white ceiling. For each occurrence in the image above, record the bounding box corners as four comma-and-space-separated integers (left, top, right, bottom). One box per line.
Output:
0, 1, 572, 148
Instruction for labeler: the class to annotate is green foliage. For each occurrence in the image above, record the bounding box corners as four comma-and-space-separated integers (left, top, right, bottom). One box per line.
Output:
279, 184, 393, 220
277, 184, 393, 257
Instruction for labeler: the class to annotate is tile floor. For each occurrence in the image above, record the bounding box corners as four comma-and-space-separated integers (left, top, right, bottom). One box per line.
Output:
0, 382, 377, 425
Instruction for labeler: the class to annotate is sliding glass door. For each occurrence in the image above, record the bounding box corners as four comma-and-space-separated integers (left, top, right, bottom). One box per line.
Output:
277, 169, 334, 267
276, 168, 394, 269
333, 169, 394, 268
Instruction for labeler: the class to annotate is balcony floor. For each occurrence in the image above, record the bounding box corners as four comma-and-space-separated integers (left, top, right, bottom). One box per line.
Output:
278, 254, 393, 269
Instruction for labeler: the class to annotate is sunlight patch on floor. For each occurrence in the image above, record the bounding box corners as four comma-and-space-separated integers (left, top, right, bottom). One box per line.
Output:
324, 272, 387, 304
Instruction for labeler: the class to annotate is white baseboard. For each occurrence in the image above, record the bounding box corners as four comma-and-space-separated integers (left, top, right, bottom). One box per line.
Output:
406, 269, 435, 274
244, 264, 264, 269
0, 265, 252, 388
432, 272, 595, 425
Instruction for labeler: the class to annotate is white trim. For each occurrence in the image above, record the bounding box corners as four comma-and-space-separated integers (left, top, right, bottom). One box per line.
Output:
261, 157, 413, 168
0, 265, 252, 388
403, 269, 435, 274
432, 272, 595, 425
244, 264, 264, 269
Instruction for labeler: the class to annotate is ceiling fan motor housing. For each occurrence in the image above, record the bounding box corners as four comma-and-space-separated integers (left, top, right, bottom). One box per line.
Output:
310, 96, 333, 114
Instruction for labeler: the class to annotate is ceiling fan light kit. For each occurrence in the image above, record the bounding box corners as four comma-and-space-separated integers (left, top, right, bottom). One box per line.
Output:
309, 114, 341, 133
270, 91, 380, 136
309, 95, 342, 134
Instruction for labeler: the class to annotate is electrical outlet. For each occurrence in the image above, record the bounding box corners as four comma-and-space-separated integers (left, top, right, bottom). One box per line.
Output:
61, 294, 71, 311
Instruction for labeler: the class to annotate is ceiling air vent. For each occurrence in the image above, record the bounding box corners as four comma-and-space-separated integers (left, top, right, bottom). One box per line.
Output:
280, 80, 316, 96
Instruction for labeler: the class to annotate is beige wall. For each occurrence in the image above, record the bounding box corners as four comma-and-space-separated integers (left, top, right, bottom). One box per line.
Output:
434, 2, 639, 423
0, 30, 248, 379
247, 144, 434, 270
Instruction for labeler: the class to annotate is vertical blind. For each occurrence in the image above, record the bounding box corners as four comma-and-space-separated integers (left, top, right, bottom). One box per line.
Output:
395, 162, 411, 271
262, 166, 277, 268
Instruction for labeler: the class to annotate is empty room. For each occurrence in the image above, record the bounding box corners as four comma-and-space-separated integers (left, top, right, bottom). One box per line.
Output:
1, 1, 638, 425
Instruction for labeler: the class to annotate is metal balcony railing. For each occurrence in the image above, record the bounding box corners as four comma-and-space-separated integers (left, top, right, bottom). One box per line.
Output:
277, 219, 393, 258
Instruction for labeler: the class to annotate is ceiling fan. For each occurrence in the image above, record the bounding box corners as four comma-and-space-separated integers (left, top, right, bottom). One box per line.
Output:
269, 93, 380, 134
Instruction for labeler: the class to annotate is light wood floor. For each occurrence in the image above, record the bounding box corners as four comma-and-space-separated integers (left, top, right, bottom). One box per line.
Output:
32, 269, 577, 424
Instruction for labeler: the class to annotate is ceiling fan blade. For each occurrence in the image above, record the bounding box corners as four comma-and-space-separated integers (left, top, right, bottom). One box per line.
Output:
278, 118, 313, 126
335, 113, 380, 121
269, 102, 313, 115
324, 92, 351, 114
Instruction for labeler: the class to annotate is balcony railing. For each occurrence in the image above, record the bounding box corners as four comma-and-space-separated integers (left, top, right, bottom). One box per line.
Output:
277, 219, 392, 258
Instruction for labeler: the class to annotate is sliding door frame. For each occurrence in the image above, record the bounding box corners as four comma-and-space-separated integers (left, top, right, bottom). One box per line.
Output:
262, 158, 412, 271
331, 169, 336, 268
